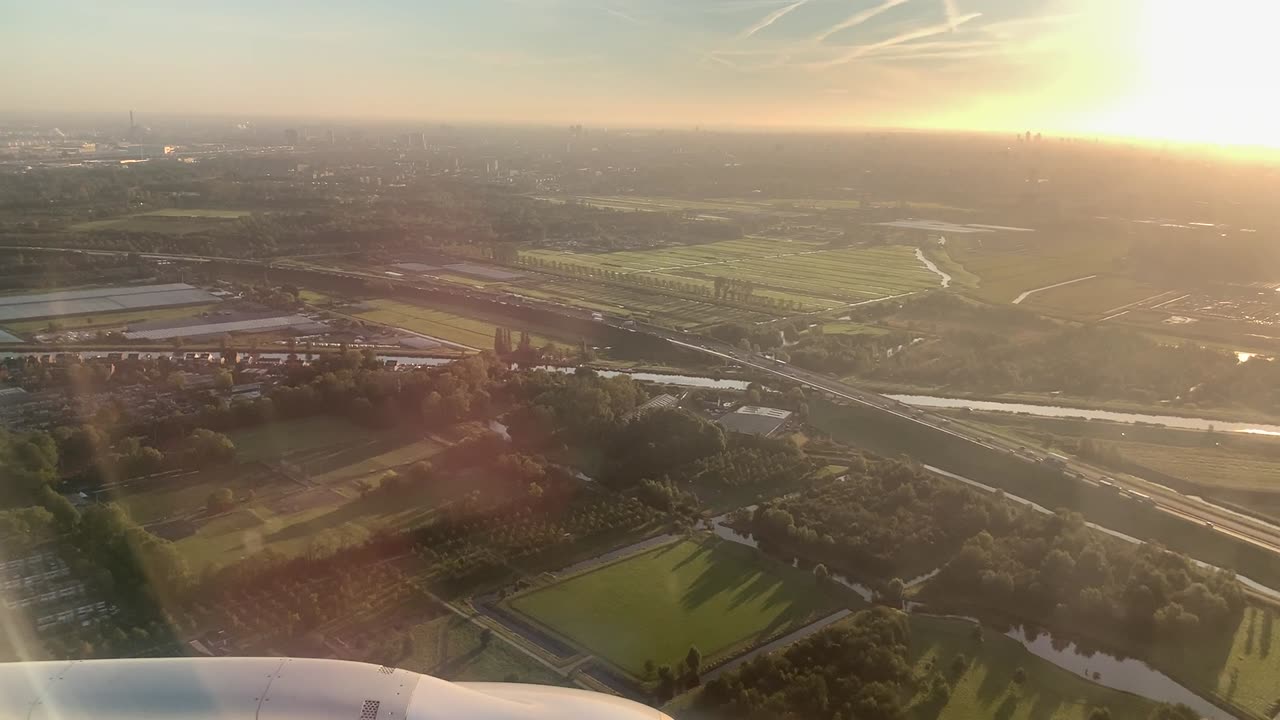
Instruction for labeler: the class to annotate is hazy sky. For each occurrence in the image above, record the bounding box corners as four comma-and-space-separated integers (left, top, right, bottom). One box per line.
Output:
3, 0, 1278, 144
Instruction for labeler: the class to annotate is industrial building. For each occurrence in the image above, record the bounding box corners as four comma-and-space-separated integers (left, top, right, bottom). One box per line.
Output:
0, 283, 220, 322
715, 405, 793, 437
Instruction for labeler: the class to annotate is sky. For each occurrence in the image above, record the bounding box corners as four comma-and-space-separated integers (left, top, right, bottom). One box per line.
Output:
3, 0, 1279, 145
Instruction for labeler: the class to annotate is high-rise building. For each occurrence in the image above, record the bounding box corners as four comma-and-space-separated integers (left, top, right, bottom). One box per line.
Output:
408, 131, 426, 150
284, 128, 299, 146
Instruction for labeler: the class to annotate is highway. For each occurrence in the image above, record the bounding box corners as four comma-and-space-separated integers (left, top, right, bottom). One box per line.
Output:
651, 331, 1280, 560
8, 243, 1280, 564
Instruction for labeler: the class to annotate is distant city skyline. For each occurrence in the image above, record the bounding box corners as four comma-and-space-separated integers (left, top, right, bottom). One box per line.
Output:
3, 0, 1278, 147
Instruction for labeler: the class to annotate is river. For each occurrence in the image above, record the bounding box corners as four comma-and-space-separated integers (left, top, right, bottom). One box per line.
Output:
889, 394, 1280, 437
709, 500, 1238, 718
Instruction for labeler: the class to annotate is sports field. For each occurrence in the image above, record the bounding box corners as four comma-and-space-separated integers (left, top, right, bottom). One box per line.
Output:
355, 298, 569, 351
908, 615, 1156, 720
522, 238, 938, 304
506, 537, 841, 677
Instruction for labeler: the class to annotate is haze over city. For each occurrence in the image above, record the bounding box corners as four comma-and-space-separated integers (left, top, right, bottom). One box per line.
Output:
4, 0, 1278, 145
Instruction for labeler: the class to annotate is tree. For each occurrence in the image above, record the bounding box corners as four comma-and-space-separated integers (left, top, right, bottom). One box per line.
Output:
813, 563, 830, 584
213, 369, 234, 391
685, 645, 702, 674
655, 664, 676, 702
883, 577, 906, 606
480, 628, 493, 647
206, 488, 235, 513
1088, 708, 1113, 720
1013, 666, 1027, 685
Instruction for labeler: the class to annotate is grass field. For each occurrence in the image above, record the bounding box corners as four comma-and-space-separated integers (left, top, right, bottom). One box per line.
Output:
820, 321, 891, 336
399, 614, 565, 684
123, 417, 451, 570
355, 298, 569, 351
510, 279, 775, 330
72, 209, 252, 234
1022, 275, 1166, 319
1, 303, 218, 336
522, 238, 938, 304
908, 615, 1157, 720
947, 232, 1127, 305
1146, 603, 1280, 717
228, 416, 383, 462
506, 537, 842, 677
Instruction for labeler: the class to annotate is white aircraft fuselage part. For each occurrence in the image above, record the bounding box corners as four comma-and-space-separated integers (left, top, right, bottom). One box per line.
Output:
0, 657, 671, 720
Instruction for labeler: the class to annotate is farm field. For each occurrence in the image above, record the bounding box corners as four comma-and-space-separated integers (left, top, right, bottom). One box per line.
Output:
506, 537, 842, 677
399, 614, 565, 685
907, 615, 1156, 720
1, 303, 219, 336
354, 298, 570, 351
71, 209, 252, 234
127, 417, 452, 570
510, 279, 774, 329
522, 239, 938, 304
533, 195, 786, 216
1022, 275, 1167, 319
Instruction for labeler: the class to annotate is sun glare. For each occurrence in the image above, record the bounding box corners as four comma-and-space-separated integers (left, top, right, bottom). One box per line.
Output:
1090, 0, 1280, 146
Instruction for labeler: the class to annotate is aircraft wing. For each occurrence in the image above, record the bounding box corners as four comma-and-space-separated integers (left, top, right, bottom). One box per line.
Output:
0, 656, 671, 720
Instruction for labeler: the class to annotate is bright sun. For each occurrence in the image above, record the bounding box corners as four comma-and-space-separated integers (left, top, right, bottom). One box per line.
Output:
1090, 0, 1280, 146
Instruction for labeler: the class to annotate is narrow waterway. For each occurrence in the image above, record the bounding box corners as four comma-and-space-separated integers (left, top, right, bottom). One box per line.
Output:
890, 394, 1280, 437
1003, 624, 1235, 720
914, 248, 952, 288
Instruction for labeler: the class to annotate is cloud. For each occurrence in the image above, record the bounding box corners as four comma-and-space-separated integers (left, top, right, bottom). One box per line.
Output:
739, 0, 811, 39
815, 0, 911, 43
807, 11, 982, 68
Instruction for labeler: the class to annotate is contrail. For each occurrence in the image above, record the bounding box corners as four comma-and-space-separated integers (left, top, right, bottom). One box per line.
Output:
808, 11, 981, 67
942, 0, 961, 28
815, 0, 911, 43
740, 0, 811, 39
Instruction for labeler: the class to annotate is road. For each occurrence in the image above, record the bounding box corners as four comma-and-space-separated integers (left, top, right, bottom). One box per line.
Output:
10, 244, 1280, 563
652, 332, 1280, 560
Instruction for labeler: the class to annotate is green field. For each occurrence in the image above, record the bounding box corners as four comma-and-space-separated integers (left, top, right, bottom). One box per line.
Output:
1, 303, 218, 336
507, 537, 842, 677
947, 233, 1127, 305
124, 417, 450, 570
1145, 603, 1280, 717
1022, 275, 1167, 319
71, 209, 252, 234
820, 321, 891, 336
399, 614, 565, 684
522, 238, 938, 304
908, 615, 1157, 720
228, 415, 383, 462
355, 298, 569, 351
511, 279, 776, 329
